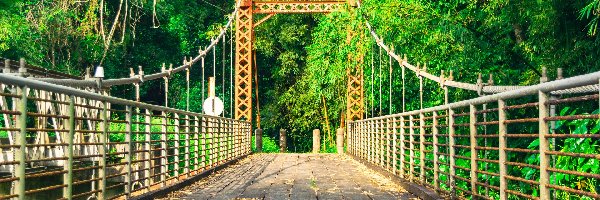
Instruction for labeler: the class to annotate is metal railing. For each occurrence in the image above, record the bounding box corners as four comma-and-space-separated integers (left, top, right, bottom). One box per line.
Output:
347, 71, 600, 200
0, 74, 252, 199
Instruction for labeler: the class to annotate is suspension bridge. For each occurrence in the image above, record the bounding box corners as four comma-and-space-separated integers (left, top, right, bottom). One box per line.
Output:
1, 0, 599, 199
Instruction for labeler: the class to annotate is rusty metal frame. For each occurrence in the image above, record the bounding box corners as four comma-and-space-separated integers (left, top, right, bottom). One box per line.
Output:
253, 1, 344, 14
235, 3, 254, 121
347, 61, 364, 121
235, 0, 347, 121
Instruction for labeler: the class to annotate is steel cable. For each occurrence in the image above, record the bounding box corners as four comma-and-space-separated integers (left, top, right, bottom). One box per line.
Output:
355, 0, 598, 95
30, 4, 239, 88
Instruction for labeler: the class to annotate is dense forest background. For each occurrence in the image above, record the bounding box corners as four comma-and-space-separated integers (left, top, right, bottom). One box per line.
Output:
1, 0, 599, 152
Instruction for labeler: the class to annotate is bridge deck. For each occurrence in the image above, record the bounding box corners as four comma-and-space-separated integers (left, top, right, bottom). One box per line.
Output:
157, 154, 418, 200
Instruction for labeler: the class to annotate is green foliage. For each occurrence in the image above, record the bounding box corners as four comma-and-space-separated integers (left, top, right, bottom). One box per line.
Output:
581, 0, 600, 36
2, 0, 599, 159
252, 0, 600, 153
0, 0, 235, 109
0, 114, 6, 138
251, 135, 279, 153
541, 107, 598, 199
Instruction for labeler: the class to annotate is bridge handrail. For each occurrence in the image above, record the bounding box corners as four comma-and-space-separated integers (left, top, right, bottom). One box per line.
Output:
0, 73, 252, 199
1, 74, 220, 118
347, 70, 600, 199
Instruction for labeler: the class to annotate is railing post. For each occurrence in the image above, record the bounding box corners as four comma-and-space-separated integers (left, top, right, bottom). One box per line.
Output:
356, 122, 359, 157
99, 102, 108, 200
399, 116, 405, 178
373, 120, 376, 163
183, 114, 192, 176
376, 119, 379, 165
184, 115, 190, 175
364, 121, 367, 159
234, 120, 238, 158
469, 104, 478, 197
357, 122, 361, 158
225, 119, 229, 160
448, 108, 456, 198
360, 122, 363, 157
379, 119, 384, 167
173, 113, 180, 178
125, 105, 133, 198
362, 121, 366, 159
539, 91, 551, 199
337, 128, 344, 154
279, 129, 287, 153
377, 119, 380, 165
248, 123, 252, 154
246, 123, 251, 154
216, 118, 222, 163
313, 129, 320, 153
419, 112, 425, 184
433, 111, 440, 191
256, 128, 263, 152
368, 120, 373, 163
63, 95, 75, 200
221, 119, 226, 161
215, 118, 220, 164
201, 116, 206, 170
392, 117, 397, 175
409, 115, 415, 182
220, 119, 224, 160
228, 120, 232, 160
193, 116, 200, 171
346, 123, 351, 154
144, 110, 152, 192
205, 117, 214, 168
386, 118, 390, 169
14, 86, 27, 199
373, 120, 377, 164
212, 117, 216, 165
160, 112, 167, 186
498, 100, 507, 200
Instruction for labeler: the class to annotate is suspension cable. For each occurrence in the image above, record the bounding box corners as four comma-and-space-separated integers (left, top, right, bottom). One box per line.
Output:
213, 39, 216, 79
402, 59, 405, 112
353, 0, 558, 95
33, 4, 239, 88
378, 45, 382, 116
222, 32, 226, 117
163, 63, 169, 107
371, 42, 374, 118
230, 29, 233, 118
186, 57, 190, 111
389, 52, 392, 115
201, 53, 205, 112
419, 64, 423, 109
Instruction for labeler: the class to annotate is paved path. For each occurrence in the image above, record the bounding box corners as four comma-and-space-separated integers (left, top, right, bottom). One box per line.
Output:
158, 154, 418, 200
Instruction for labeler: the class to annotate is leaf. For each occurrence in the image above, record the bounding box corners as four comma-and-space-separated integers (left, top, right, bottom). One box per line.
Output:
528, 139, 540, 149
573, 120, 590, 134
560, 107, 570, 116
556, 173, 565, 183
591, 120, 600, 134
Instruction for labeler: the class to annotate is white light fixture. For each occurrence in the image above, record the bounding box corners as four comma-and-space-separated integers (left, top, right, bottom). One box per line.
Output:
94, 65, 105, 78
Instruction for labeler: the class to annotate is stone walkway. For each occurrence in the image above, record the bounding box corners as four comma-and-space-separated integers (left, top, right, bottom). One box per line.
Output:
158, 154, 418, 200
